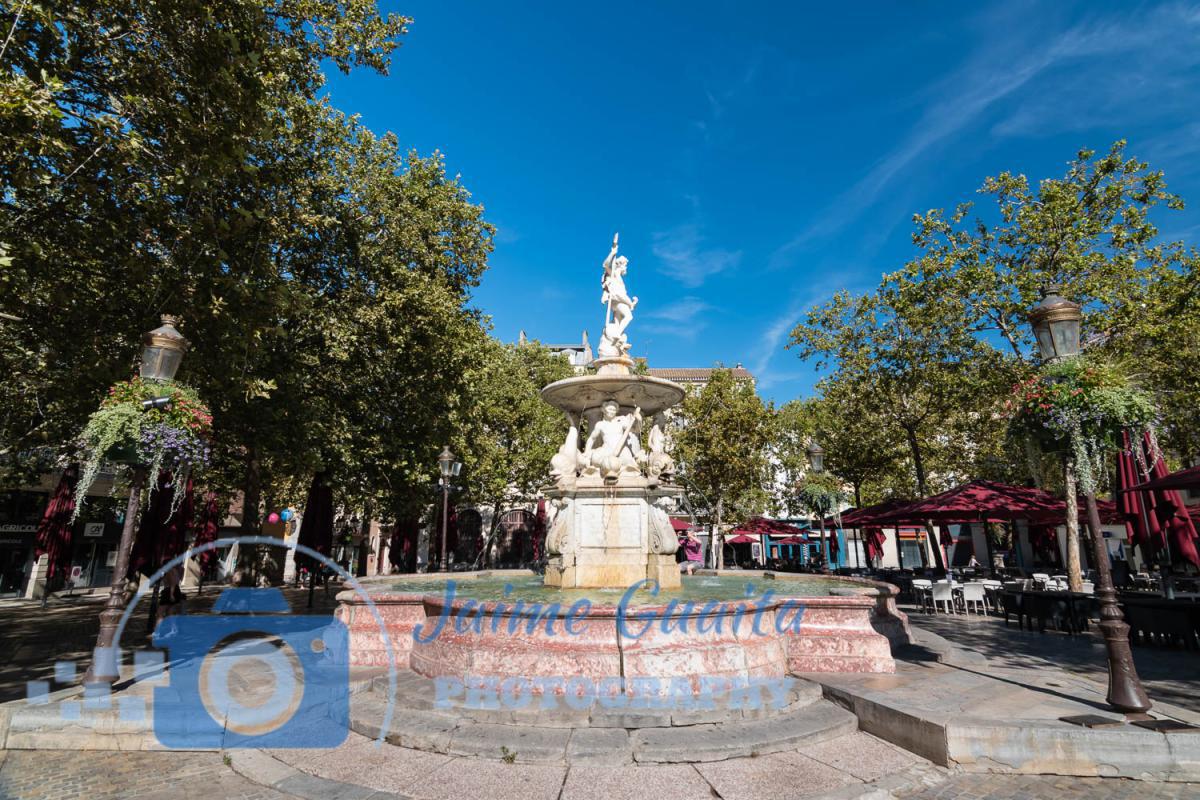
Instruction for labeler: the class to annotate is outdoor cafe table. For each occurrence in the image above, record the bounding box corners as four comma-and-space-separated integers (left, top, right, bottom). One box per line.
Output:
1002, 589, 1094, 634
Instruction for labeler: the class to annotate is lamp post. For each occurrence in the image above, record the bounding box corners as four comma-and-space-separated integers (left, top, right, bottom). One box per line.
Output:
1028, 287, 1150, 713
437, 446, 461, 572
807, 440, 831, 572
85, 316, 189, 685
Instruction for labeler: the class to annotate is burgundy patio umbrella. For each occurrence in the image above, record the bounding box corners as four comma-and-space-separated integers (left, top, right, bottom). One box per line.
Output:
531, 500, 546, 563
296, 472, 334, 598
726, 534, 757, 545
1124, 432, 1200, 569
1028, 524, 1059, 563
774, 534, 810, 545
389, 516, 420, 574
129, 472, 194, 578
670, 517, 695, 532
191, 491, 221, 582
1125, 464, 1200, 493
877, 479, 1122, 525
1116, 432, 1158, 559
824, 498, 913, 528
34, 464, 80, 589
730, 516, 811, 537
863, 527, 886, 564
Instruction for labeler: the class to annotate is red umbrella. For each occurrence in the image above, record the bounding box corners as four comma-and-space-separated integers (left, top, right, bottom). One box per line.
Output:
863, 527, 886, 563
775, 534, 810, 545
389, 516, 420, 574
296, 473, 334, 570
1028, 524, 1059, 562
1125, 464, 1200, 493
34, 464, 79, 582
532, 500, 546, 562
1131, 432, 1200, 569
1117, 432, 1157, 557
669, 517, 695, 532
730, 516, 810, 537
876, 479, 1121, 525
191, 491, 221, 574
130, 472, 193, 578
726, 534, 757, 545
825, 498, 913, 528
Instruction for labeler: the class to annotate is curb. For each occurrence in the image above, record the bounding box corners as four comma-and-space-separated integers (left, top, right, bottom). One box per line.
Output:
227, 749, 415, 800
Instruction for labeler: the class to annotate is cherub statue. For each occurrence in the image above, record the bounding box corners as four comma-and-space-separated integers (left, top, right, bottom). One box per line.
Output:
646, 411, 675, 485
549, 410, 581, 491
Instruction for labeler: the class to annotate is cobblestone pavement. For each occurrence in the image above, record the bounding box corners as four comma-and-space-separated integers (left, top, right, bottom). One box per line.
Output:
0, 751, 294, 800
902, 606, 1200, 713
0, 748, 1197, 800
0, 585, 339, 704
897, 773, 1199, 799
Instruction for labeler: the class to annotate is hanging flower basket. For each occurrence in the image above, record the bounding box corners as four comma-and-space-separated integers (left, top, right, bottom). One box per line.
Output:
73, 377, 212, 519
798, 471, 846, 525
1007, 357, 1157, 494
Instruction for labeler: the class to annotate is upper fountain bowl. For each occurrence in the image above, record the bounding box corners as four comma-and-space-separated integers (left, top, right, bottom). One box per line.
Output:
540, 373, 685, 416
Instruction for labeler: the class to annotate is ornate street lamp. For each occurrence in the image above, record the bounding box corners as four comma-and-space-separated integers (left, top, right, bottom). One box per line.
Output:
806, 440, 825, 473
807, 439, 830, 572
1027, 285, 1081, 364
1027, 290, 1151, 713
85, 316, 188, 684
437, 446, 461, 572
139, 315, 189, 381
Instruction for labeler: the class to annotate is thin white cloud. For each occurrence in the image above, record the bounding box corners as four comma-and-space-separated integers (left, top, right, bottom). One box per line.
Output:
652, 223, 742, 288
647, 295, 712, 323
769, 3, 1200, 270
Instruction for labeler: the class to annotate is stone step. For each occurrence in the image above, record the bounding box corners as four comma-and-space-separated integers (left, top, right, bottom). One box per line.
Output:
632, 699, 859, 764
348, 688, 858, 765
364, 669, 823, 728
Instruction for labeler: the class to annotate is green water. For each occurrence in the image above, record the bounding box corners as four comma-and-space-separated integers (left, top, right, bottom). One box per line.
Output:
381, 573, 844, 605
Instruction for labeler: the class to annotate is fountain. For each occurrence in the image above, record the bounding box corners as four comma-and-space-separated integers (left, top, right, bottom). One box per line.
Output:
334, 235, 912, 767
539, 233, 688, 590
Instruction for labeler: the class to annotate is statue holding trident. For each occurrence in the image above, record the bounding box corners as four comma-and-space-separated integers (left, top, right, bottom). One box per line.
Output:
582, 399, 646, 482
599, 233, 637, 358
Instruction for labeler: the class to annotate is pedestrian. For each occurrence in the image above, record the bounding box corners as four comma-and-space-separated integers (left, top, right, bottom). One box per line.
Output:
679, 530, 703, 575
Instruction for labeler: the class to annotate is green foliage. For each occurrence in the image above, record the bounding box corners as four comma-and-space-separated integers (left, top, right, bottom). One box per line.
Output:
792, 141, 1197, 498
797, 472, 846, 518
74, 378, 212, 518
674, 369, 774, 527
1008, 356, 1158, 493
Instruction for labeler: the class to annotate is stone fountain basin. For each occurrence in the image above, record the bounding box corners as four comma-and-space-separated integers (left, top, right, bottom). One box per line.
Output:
336, 571, 911, 691
540, 373, 685, 415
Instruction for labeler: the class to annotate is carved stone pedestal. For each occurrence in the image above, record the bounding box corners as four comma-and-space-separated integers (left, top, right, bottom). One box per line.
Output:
544, 480, 683, 591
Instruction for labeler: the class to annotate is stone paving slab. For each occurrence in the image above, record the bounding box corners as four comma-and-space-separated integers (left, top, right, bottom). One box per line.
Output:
807, 623, 1200, 782
632, 699, 858, 763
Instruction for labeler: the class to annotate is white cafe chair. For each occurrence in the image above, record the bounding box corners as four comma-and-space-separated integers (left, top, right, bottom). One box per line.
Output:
961, 582, 987, 614
930, 582, 956, 614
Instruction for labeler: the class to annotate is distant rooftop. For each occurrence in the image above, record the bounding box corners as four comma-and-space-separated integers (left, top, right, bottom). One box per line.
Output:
648, 366, 754, 383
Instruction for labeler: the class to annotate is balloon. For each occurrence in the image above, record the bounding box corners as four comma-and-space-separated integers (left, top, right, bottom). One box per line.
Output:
280, 508, 293, 522
268, 512, 280, 524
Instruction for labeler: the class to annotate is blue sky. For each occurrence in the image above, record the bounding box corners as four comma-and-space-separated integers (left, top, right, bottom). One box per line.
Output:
324, 1, 1200, 403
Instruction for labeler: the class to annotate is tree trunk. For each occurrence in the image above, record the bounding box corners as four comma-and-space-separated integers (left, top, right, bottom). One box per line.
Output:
239, 450, 261, 584
714, 496, 724, 570
473, 501, 505, 569
1064, 461, 1083, 592
853, 483, 862, 509
902, 425, 945, 571
357, 501, 372, 578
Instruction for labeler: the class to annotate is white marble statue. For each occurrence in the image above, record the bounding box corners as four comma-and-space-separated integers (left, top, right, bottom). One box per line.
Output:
544, 496, 572, 555
582, 399, 645, 481
549, 410, 581, 491
648, 495, 680, 555
646, 411, 675, 485
600, 234, 637, 358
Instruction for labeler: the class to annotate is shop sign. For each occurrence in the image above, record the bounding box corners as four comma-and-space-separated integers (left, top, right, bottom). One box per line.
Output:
83, 523, 105, 538
0, 523, 36, 534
